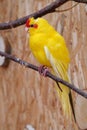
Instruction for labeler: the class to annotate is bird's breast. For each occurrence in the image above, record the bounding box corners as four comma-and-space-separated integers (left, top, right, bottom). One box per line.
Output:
29, 34, 51, 66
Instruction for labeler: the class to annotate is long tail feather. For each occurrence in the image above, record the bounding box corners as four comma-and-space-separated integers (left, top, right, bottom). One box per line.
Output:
53, 60, 75, 120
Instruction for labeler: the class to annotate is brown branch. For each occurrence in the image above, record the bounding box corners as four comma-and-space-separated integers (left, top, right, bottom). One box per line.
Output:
0, 0, 87, 30
0, 51, 87, 99
73, 0, 87, 3
0, 0, 67, 30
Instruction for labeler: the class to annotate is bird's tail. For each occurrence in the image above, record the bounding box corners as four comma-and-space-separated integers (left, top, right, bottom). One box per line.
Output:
52, 60, 75, 120
55, 83, 73, 119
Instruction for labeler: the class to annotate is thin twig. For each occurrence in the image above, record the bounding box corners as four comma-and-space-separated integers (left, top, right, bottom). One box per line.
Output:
55, 3, 79, 12
0, 51, 87, 99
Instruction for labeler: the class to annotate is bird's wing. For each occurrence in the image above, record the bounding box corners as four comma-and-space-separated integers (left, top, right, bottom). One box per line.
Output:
44, 46, 69, 82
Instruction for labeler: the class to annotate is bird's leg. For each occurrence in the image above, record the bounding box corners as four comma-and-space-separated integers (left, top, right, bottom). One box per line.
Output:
38, 65, 49, 77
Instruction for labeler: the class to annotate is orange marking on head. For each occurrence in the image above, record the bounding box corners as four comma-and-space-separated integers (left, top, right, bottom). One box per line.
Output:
33, 24, 38, 28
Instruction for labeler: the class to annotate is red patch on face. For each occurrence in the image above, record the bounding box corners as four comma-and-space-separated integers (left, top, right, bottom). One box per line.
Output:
26, 19, 30, 27
33, 24, 38, 28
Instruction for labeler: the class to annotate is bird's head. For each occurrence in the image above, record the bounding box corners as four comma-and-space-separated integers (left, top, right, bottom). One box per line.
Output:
25, 17, 38, 34
25, 17, 51, 35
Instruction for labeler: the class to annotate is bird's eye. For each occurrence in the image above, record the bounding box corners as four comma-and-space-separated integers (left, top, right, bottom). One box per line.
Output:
30, 24, 34, 27
30, 24, 38, 28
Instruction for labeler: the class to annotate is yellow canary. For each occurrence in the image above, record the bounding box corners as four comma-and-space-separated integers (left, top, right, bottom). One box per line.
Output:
25, 17, 75, 119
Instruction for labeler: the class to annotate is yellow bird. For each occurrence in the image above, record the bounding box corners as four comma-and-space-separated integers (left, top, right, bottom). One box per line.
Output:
25, 17, 75, 119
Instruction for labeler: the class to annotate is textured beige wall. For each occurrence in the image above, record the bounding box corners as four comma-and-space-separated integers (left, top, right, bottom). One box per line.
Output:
0, 0, 87, 130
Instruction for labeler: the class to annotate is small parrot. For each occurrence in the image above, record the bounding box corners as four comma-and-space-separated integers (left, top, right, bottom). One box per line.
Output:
25, 17, 75, 120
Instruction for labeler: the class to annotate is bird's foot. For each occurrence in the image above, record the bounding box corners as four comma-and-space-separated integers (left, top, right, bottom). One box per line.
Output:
38, 65, 49, 77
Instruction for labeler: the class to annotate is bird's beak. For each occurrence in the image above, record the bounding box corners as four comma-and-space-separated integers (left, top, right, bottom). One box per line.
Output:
25, 26, 29, 32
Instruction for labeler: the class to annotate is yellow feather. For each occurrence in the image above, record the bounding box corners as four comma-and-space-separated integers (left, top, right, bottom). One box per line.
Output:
26, 17, 74, 119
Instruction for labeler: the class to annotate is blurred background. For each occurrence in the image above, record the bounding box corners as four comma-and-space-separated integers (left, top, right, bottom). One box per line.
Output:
0, 0, 87, 130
